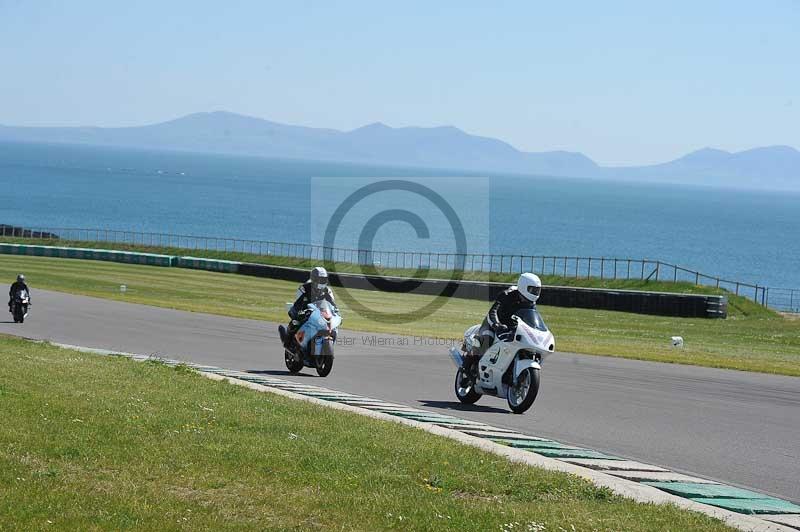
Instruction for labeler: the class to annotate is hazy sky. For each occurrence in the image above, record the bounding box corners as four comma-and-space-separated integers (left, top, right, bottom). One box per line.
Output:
1, 1, 798, 165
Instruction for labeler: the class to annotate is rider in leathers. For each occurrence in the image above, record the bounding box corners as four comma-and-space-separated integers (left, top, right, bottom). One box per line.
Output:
8, 274, 30, 312
282, 266, 336, 347
465, 273, 542, 371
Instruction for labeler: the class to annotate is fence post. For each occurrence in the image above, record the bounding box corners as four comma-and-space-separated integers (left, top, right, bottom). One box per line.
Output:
656, 261, 660, 281
695, 272, 699, 285
627, 259, 631, 279
673, 266, 677, 283
754, 285, 758, 302
614, 258, 617, 279
587, 258, 592, 279
735, 282, 739, 295
600, 258, 605, 279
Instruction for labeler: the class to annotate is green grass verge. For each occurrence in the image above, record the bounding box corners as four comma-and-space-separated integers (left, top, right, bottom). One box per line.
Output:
0, 335, 732, 531
1, 254, 798, 376
0, 237, 770, 317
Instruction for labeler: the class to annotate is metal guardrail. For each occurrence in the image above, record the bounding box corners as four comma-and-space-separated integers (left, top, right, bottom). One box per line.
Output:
1, 224, 797, 313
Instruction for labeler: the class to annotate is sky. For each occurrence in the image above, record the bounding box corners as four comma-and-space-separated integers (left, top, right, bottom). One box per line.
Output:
0, 1, 798, 165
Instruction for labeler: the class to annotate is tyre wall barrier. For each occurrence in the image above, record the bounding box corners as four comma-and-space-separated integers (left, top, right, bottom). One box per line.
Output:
0, 225, 60, 239
221, 261, 728, 319
0, 244, 175, 267
174, 256, 241, 273
0, 245, 727, 318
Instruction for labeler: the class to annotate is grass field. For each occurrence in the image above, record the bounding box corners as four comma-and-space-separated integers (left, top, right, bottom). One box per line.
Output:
0, 335, 732, 531
1, 254, 799, 376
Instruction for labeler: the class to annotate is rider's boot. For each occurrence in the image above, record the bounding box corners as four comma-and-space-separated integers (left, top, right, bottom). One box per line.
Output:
282, 320, 302, 349
462, 353, 478, 376
463, 333, 493, 374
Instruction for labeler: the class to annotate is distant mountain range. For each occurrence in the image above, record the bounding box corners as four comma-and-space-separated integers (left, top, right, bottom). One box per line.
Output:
1, 111, 798, 190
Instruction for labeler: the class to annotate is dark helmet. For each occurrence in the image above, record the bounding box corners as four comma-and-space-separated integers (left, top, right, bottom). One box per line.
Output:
310, 266, 328, 290
17, 274, 25, 283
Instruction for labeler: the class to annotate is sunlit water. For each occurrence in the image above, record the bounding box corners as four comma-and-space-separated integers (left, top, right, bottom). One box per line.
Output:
2, 141, 798, 289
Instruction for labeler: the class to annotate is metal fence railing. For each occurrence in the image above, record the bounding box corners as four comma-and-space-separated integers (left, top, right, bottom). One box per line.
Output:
1, 224, 798, 313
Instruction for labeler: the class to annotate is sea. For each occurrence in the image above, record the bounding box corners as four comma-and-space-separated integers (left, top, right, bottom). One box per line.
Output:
1, 141, 798, 289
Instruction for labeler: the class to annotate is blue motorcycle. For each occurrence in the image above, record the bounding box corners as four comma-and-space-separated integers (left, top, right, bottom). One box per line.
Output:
279, 300, 342, 377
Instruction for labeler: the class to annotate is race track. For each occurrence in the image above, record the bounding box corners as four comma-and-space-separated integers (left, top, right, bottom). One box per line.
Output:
2, 289, 798, 504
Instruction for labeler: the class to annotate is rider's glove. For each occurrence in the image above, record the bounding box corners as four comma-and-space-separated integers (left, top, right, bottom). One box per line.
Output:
494, 323, 509, 335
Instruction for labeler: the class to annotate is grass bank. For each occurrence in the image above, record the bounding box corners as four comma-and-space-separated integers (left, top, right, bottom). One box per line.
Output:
0, 236, 768, 316
0, 335, 731, 531
1, 254, 799, 376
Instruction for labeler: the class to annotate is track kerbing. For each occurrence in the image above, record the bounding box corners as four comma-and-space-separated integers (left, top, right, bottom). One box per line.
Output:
52, 342, 800, 531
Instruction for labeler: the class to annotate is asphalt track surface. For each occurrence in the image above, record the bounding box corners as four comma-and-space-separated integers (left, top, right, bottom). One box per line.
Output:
3, 289, 798, 504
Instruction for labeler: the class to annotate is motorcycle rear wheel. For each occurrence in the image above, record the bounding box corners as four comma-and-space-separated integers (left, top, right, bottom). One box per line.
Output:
454, 367, 481, 404
507, 367, 540, 414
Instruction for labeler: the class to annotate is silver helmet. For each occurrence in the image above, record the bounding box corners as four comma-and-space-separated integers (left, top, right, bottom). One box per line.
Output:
310, 266, 328, 290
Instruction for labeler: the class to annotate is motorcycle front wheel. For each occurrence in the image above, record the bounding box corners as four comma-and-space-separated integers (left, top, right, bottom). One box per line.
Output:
315, 340, 334, 377
284, 348, 304, 373
507, 367, 540, 414
454, 367, 481, 404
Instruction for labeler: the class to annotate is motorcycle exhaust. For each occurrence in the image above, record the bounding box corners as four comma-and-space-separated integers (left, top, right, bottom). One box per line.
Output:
448, 347, 464, 369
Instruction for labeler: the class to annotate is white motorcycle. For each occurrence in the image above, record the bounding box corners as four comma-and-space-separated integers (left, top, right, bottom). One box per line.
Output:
449, 308, 555, 414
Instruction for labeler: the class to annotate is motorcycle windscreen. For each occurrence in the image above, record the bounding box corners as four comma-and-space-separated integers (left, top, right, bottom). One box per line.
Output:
311, 299, 341, 328
513, 309, 548, 332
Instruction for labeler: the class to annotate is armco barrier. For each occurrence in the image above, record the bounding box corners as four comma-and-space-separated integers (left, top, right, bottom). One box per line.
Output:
0, 245, 727, 318
0, 244, 175, 267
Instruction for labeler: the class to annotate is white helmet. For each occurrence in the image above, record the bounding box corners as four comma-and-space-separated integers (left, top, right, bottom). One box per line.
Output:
517, 272, 542, 303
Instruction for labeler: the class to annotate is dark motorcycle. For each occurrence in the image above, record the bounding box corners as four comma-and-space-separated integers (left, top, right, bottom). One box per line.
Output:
10, 289, 30, 323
